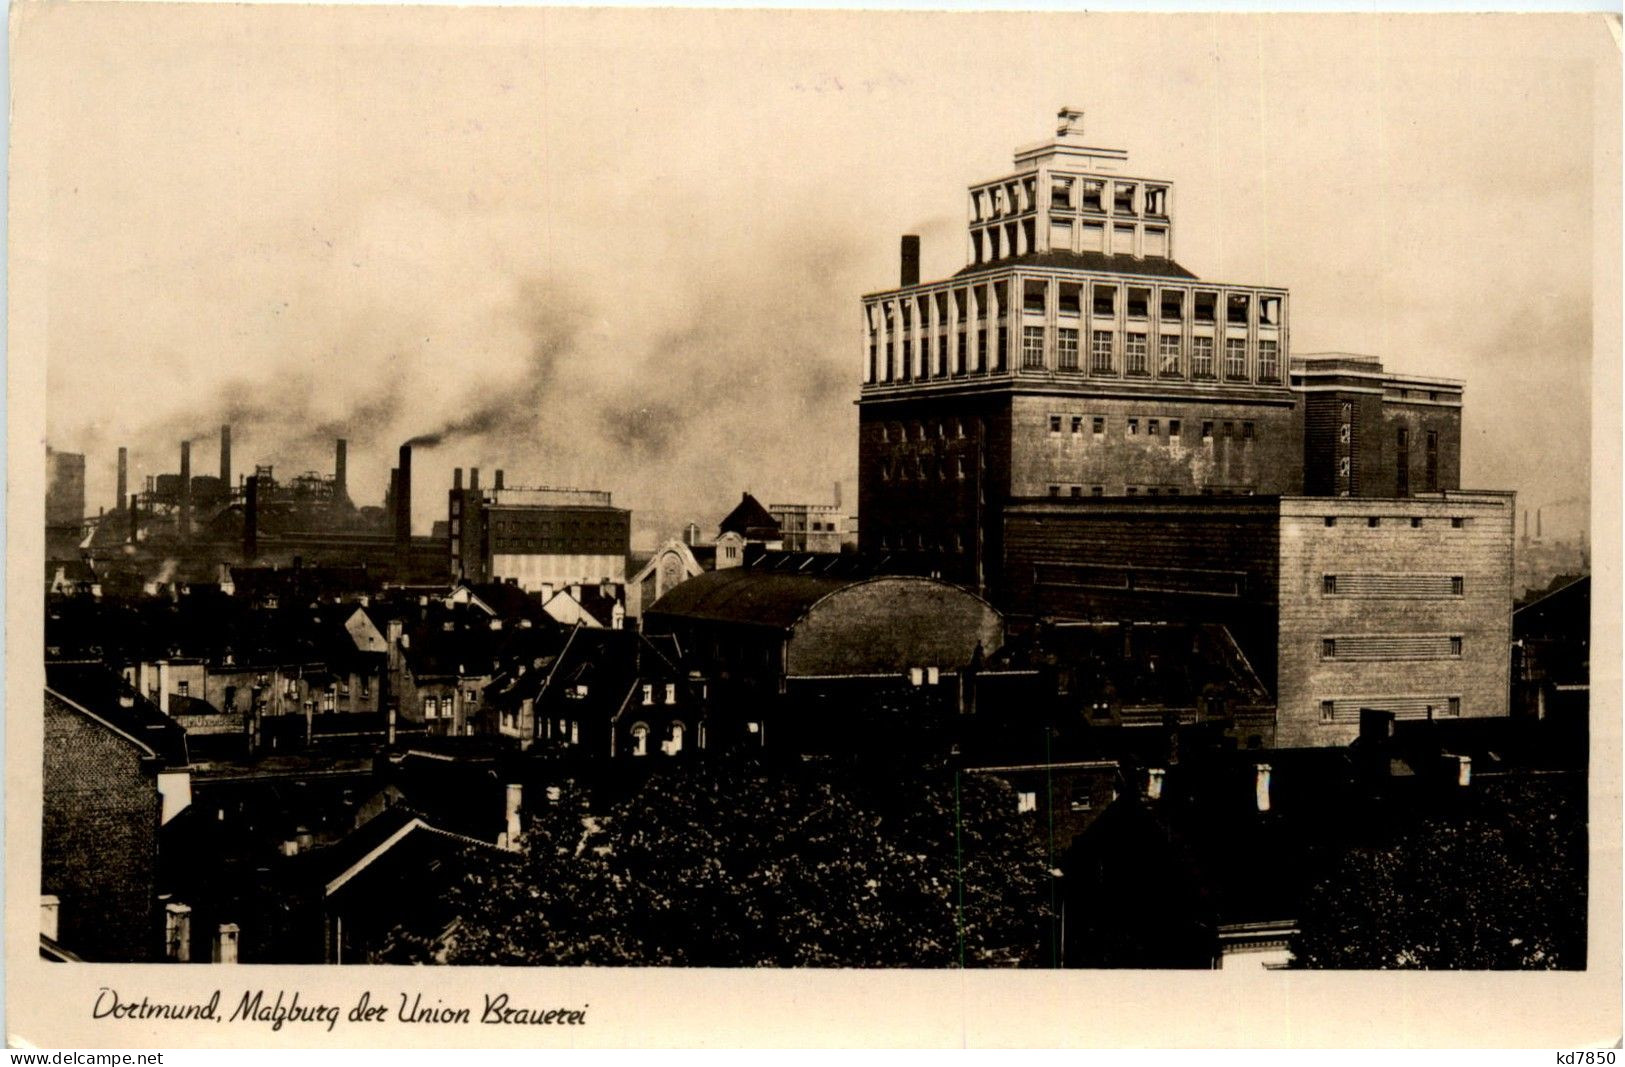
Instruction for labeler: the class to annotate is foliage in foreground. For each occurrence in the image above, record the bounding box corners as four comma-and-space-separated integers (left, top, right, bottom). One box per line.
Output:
1291, 776, 1587, 969
382, 758, 1055, 967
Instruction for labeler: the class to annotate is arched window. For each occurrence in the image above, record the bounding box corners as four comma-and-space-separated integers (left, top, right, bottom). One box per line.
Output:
630, 722, 649, 757
667, 722, 684, 756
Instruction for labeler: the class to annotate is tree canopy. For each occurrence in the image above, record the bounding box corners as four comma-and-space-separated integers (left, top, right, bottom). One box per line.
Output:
383, 758, 1056, 967
1291, 775, 1587, 969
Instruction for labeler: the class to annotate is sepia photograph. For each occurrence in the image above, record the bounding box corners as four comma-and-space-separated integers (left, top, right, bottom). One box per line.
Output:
7, 2, 1621, 1049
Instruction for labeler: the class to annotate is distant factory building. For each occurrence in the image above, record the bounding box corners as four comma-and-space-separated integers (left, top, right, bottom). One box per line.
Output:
46, 447, 87, 557
447, 468, 630, 593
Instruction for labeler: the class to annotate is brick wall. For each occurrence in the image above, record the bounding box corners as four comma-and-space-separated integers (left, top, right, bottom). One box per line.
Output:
1000, 499, 1283, 683
1274, 494, 1514, 747
1007, 393, 1301, 497
42, 691, 162, 961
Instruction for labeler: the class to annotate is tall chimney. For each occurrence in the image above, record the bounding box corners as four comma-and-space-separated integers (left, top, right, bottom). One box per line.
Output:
900, 235, 921, 287
832, 480, 842, 511
1523, 510, 1529, 543
494, 469, 504, 491
128, 492, 139, 544
243, 475, 258, 560
453, 467, 463, 490
219, 425, 232, 487
469, 467, 480, 491
396, 444, 413, 547
116, 448, 128, 513
334, 439, 348, 505
1537, 508, 1543, 539
178, 441, 192, 543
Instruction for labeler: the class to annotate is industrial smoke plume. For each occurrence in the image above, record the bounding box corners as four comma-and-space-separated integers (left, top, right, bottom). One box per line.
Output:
70, 216, 865, 535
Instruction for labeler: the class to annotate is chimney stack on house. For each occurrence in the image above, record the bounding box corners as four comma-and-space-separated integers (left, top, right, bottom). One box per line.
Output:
900, 234, 921, 287
494, 469, 505, 491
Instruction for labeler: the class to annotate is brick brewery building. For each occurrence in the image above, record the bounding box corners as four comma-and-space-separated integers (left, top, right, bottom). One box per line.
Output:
858, 110, 1515, 746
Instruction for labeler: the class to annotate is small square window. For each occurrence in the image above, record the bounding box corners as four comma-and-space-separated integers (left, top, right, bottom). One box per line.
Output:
1411, 517, 1423, 528
1323, 575, 1338, 594
1071, 416, 1083, 434
1091, 486, 1104, 497
1070, 486, 1082, 498
1450, 636, 1463, 656
1324, 516, 1337, 527
1050, 415, 1062, 433
1148, 419, 1160, 436
1049, 485, 1061, 497
1242, 422, 1254, 440
1202, 421, 1214, 440
1168, 419, 1181, 438
1127, 418, 1139, 436
1126, 487, 1139, 497
1017, 791, 1038, 814
1451, 517, 1466, 529
1320, 700, 1335, 723
1092, 417, 1105, 435
1447, 697, 1461, 716
1368, 516, 1381, 528
1223, 421, 1235, 438
1451, 576, 1464, 595
1322, 638, 1337, 658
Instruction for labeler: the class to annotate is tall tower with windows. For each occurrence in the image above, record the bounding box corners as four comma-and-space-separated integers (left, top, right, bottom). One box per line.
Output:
857, 109, 1303, 594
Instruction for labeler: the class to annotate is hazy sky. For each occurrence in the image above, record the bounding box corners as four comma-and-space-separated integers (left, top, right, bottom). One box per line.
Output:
18, 7, 1615, 542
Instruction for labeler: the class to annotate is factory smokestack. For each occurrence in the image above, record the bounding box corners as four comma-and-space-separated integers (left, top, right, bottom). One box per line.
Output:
117, 448, 128, 513
396, 444, 413, 547
219, 425, 232, 488
179, 441, 192, 544
900, 235, 921, 287
470, 468, 481, 491
1537, 508, 1543, 539
333, 439, 348, 506
453, 467, 463, 491
243, 475, 258, 560
494, 469, 504, 491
